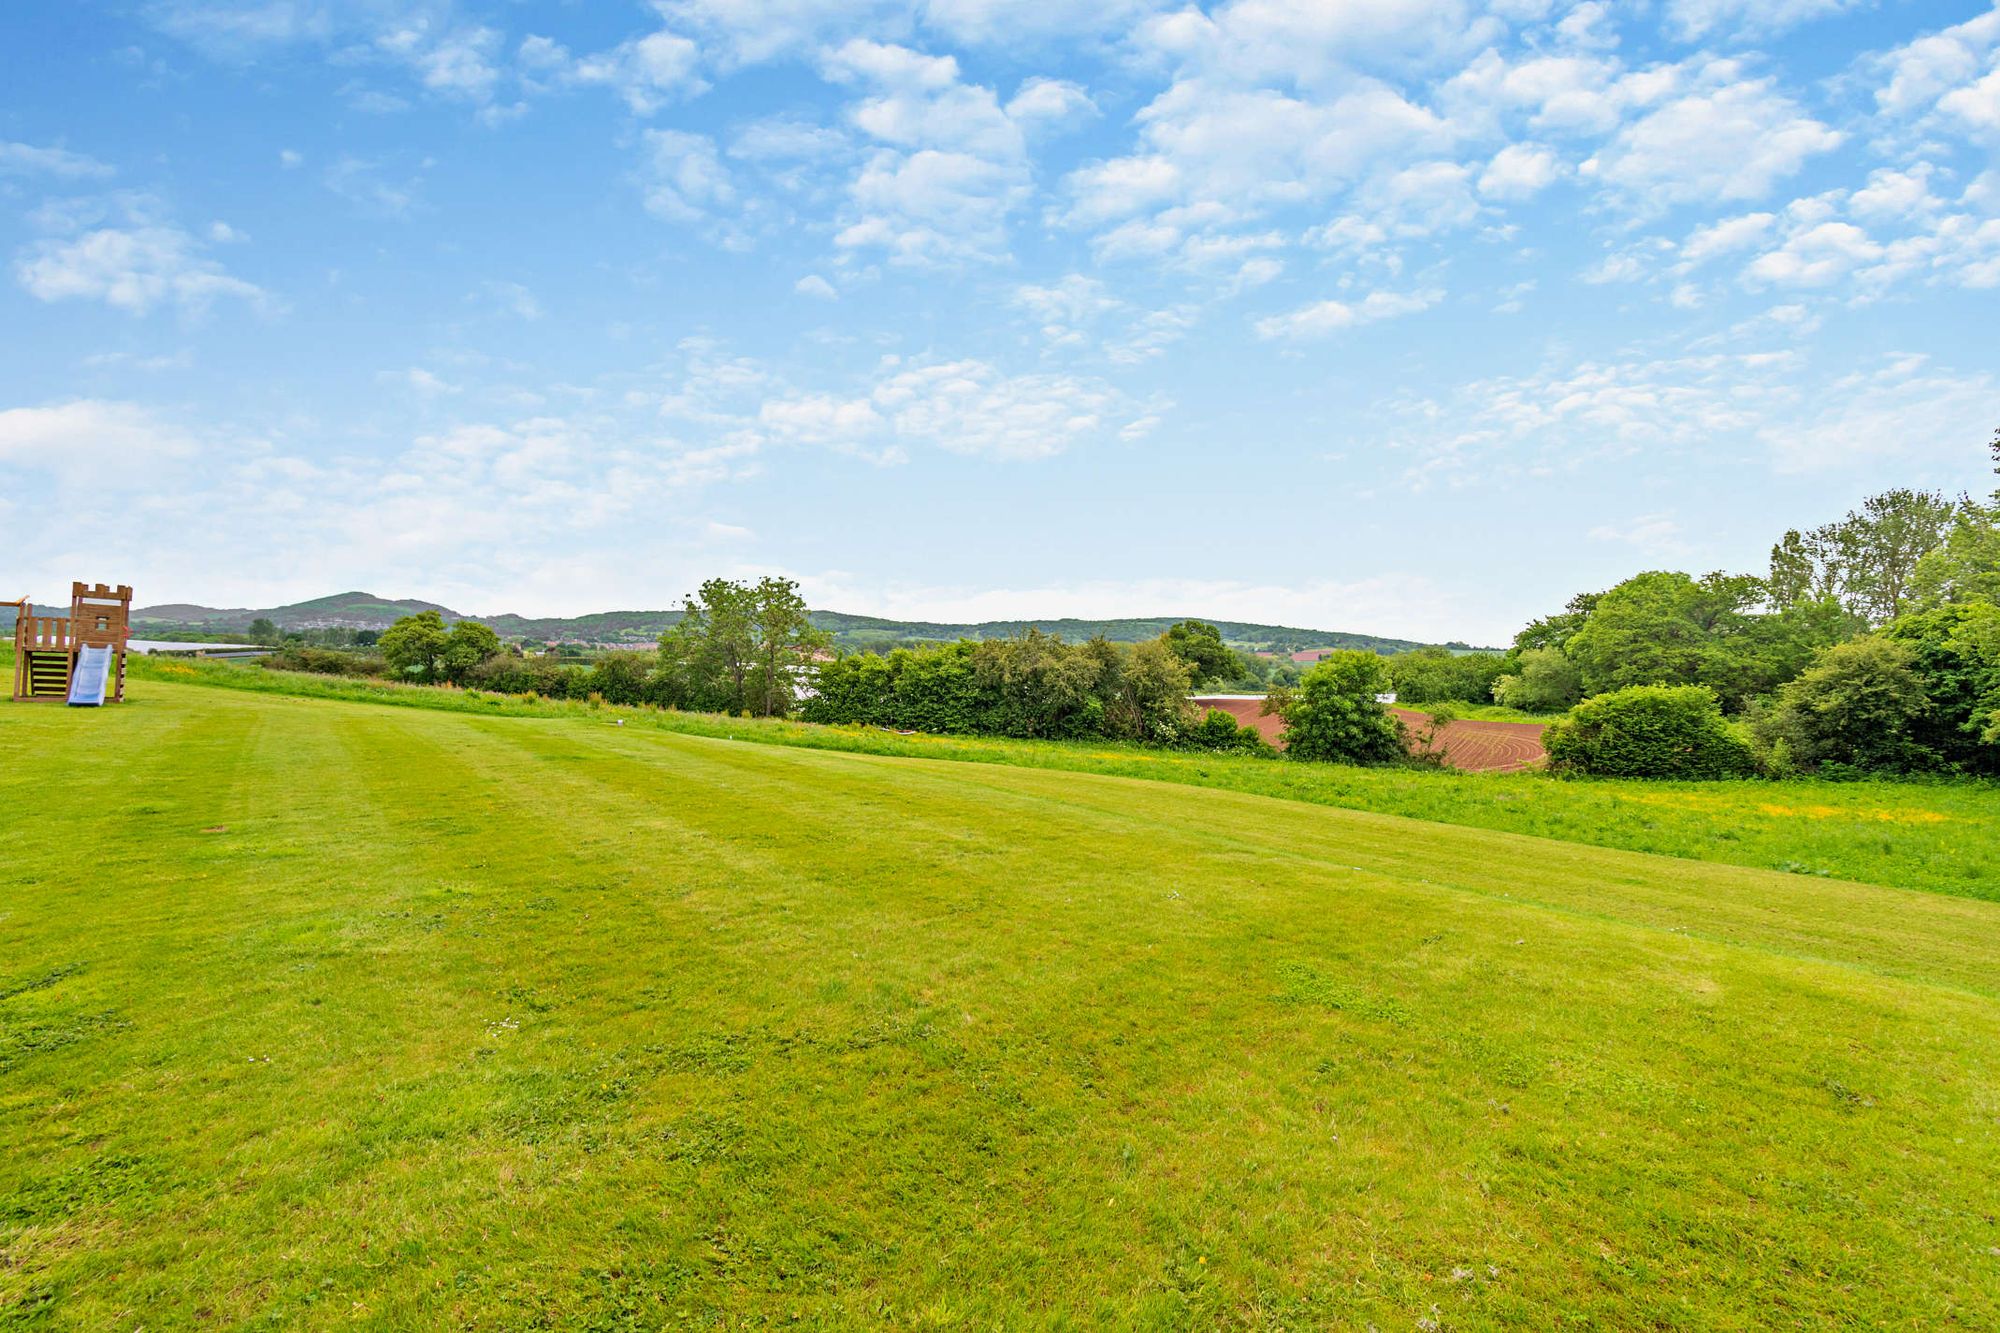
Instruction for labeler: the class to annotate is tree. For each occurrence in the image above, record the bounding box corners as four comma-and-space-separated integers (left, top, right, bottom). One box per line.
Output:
1387, 646, 1507, 705
657, 577, 827, 717
1159, 620, 1239, 687
1563, 570, 1847, 712
1880, 602, 2000, 774
247, 617, 279, 646
1544, 685, 1756, 779
439, 619, 501, 685
749, 577, 828, 718
379, 610, 451, 682
1910, 500, 2000, 609
1768, 488, 1958, 623
1752, 636, 1933, 774
1268, 650, 1405, 765
1491, 647, 1583, 713
1106, 638, 1196, 743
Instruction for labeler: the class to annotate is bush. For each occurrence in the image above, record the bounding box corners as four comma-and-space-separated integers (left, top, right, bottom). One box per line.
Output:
464, 655, 583, 699
1752, 636, 1934, 774
259, 646, 386, 678
1544, 685, 1756, 779
1184, 708, 1273, 755
1271, 651, 1406, 766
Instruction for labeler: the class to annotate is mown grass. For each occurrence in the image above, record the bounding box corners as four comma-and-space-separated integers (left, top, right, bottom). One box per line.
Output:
3, 679, 1998, 1328
120, 653, 2000, 902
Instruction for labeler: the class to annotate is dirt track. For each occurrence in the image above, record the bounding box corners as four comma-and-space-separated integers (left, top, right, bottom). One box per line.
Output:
1192, 697, 1548, 774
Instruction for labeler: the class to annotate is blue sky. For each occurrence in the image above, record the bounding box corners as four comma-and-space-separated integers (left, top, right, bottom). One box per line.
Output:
2, 0, 1996, 643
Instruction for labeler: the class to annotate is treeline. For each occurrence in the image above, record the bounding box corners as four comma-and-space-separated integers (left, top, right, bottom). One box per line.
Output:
801, 627, 1268, 752
1511, 435, 2000, 779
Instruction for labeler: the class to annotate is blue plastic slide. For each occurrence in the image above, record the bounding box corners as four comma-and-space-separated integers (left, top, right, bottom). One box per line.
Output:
68, 643, 112, 706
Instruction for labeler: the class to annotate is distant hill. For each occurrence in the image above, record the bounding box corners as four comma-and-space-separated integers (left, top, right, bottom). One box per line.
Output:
133, 592, 1481, 653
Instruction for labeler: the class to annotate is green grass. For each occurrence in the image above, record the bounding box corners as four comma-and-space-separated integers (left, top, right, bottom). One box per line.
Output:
123, 654, 2000, 902
3, 679, 1999, 1328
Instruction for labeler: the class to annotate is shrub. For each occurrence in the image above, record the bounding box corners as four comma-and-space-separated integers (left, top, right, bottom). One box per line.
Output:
1184, 708, 1273, 755
1752, 636, 1934, 774
259, 647, 386, 678
465, 655, 581, 699
1544, 685, 1756, 779
1271, 651, 1405, 766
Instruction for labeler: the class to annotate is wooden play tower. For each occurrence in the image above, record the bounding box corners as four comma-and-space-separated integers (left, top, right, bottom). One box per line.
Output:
7, 583, 133, 704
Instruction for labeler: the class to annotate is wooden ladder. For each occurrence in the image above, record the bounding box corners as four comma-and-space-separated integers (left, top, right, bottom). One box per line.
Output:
21, 649, 72, 700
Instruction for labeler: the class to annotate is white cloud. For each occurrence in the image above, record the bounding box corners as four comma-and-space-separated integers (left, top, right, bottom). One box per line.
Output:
758, 356, 1138, 461
794, 273, 839, 299
16, 224, 267, 316
1587, 512, 1689, 558
1871, 8, 2000, 123
1254, 288, 1441, 339
1664, 0, 1857, 42
0, 400, 196, 485
323, 156, 422, 217
0, 141, 114, 179
1004, 77, 1096, 128
1679, 211, 1776, 265
638, 130, 735, 223
520, 28, 707, 114
1580, 71, 1841, 207
1478, 142, 1561, 199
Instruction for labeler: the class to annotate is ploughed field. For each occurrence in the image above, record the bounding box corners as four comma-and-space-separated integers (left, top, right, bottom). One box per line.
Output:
3, 682, 1998, 1329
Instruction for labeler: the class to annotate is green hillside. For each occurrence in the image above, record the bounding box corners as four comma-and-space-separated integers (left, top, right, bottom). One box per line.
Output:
2, 682, 1996, 1327
131, 592, 1458, 652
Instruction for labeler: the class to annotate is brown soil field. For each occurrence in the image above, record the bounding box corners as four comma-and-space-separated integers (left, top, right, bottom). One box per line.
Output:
1191, 697, 1548, 774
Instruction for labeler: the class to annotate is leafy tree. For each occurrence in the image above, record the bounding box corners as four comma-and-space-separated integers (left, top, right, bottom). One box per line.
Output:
1106, 639, 1196, 743
1513, 593, 1601, 653
585, 651, 655, 706
1267, 651, 1405, 765
1880, 602, 2000, 774
1768, 488, 1958, 623
439, 619, 501, 685
750, 577, 828, 717
1563, 570, 1847, 712
379, 610, 451, 682
1544, 685, 1756, 779
1159, 620, 1239, 687
1387, 647, 1507, 705
247, 617, 279, 645
1910, 500, 2000, 609
1751, 637, 1934, 774
658, 577, 827, 716
971, 630, 1115, 739
1491, 647, 1583, 712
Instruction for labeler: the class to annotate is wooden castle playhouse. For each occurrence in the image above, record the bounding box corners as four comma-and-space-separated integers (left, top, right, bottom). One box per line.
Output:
6, 583, 133, 705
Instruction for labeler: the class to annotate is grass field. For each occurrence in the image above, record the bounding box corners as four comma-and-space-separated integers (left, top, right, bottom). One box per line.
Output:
3, 679, 1999, 1328
118, 654, 2000, 903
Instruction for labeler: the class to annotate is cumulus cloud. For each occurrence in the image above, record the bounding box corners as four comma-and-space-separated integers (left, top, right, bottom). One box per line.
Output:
1254, 288, 1441, 339
1580, 71, 1841, 207
16, 222, 268, 316
519, 28, 706, 114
